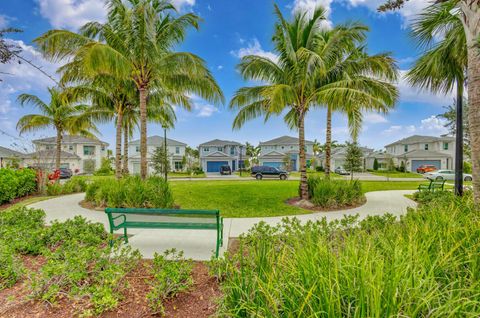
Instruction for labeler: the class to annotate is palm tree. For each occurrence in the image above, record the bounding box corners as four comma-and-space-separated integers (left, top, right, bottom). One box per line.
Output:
317, 27, 398, 178
406, 1, 467, 195
35, 0, 224, 180
379, 0, 480, 205
16, 87, 98, 170
230, 5, 397, 199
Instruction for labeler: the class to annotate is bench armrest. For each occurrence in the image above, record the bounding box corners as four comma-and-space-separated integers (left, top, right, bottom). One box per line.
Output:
111, 214, 126, 228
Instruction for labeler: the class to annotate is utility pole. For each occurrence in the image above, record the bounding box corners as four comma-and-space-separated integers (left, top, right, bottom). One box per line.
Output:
454, 84, 464, 196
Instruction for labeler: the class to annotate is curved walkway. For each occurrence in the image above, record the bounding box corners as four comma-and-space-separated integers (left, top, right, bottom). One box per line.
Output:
29, 190, 416, 260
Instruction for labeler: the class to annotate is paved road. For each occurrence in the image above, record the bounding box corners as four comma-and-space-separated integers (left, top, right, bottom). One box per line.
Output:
29, 190, 416, 260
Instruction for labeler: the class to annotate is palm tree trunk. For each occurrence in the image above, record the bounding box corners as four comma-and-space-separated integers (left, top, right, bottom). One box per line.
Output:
324, 105, 332, 178
123, 122, 129, 175
139, 87, 148, 180
298, 111, 308, 200
115, 110, 123, 179
467, 45, 480, 205
55, 129, 62, 170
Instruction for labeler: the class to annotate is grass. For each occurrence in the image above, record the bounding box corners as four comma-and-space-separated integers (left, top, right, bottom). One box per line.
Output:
168, 172, 206, 178
1, 195, 52, 212
170, 180, 424, 218
369, 170, 423, 178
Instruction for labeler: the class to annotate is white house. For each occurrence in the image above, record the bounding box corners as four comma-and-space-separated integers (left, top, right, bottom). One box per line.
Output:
128, 135, 187, 174
366, 135, 456, 172
199, 139, 245, 173
23, 135, 109, 173
258, 136, 315, 171
319, 146, 374, 170
0, 146, 24, 168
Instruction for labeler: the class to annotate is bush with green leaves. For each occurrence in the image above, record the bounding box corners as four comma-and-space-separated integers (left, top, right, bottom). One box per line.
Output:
86, 176, 174, 208
147, 249, 193, 315
44, 216, 107, 249
46, 176, 88, 196
218, 194, 480, 317
307, 176, 364, 208
412, 190, 456, 205
94, 157, 114, 176
30, 242, 141, 315
0, 207, 46, 254
0, 168, 37, 204
0, 243, 23, 290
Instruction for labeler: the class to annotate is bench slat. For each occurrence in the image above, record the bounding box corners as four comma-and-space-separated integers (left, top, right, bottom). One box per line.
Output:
120, 221, 218, 230
105, 207, 219, 216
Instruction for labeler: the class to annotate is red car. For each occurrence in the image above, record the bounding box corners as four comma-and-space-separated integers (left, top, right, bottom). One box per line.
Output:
416, 165, 437, 174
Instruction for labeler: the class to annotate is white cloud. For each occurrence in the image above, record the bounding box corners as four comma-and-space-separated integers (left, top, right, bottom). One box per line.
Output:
195, 104, 218, 117
0, 14, 15, 28
364, 113, 388, 124
397, 70, 455, 106
382, 115, 448, 137
36, 0, 107, 30
291, 0, 333, 28
171, 0, 196, 10
230, 38, 278, 62
217, 65, 223, 70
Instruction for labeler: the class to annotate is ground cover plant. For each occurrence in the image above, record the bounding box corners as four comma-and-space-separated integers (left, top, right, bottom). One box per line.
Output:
307, 176, 365, 208
85, 175, 174, 208
0, 168, 37, 204
46, 176, 88, 196
217, 194, 480, 317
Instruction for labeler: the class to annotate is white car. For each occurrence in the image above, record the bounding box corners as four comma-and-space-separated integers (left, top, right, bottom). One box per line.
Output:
424, 170, 473, 181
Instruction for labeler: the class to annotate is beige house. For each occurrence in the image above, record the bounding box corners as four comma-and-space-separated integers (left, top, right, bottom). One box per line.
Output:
0, 146, 24, 168
23, 135, 109, 173
258, 136, 315, 171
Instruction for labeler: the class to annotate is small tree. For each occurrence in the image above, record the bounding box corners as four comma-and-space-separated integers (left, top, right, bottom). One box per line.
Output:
399, 160, 406, 173
151, 146, 170, 176
373, 158, 379, 171
344, 141, 363, 180
282, 155, 292, 172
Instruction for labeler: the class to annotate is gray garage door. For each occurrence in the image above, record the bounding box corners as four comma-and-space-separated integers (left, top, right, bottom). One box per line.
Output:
411, 160, 441, 172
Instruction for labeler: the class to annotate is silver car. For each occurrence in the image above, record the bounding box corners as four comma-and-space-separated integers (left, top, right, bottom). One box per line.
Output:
424, 170, 473, 181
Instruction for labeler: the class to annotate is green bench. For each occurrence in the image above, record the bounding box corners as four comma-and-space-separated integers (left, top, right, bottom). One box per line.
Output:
417, 179, 446, 192
105, 208, 224, 257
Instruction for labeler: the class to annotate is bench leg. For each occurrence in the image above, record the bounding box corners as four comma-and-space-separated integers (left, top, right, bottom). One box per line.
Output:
123, 226, 128, 244
109, 228, 114, 247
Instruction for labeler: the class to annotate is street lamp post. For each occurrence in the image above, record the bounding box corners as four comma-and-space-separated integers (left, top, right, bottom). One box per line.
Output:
454, 85, 464, 196
239, 145, 243, 177
163, 126, 168, 182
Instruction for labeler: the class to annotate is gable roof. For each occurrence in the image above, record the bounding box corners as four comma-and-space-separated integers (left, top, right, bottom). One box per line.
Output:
199, 139, 243, 147
0, 146, 24, 158
399, 149, 451, 159
385, 135, 455, 147
33, 135, 108, 146
23, 150, 81, 159
259, 135, 314, 146
130, 135, 186, 146
201, 151, 234, 159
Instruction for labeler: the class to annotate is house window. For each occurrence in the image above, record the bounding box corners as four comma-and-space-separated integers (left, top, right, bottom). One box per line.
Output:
101, 145, 105, 151
83, 145, 95, 156
204, 147, 209, 152
46, 145, 55, 150
217, 147, 223, 152
230, 147, 235, 155
281, 146, 284, 150
174, 162, 183, 170
136, 146, 140, 153
69, 145, 74, 151
424, 144, 429, 150
443, 142, 449, 150
175, 146, 180, 154
404, 144, 408, 152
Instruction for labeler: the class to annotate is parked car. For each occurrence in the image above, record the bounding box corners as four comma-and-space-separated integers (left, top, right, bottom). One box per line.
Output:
424, 170, 473, 181
59, 168, 73, 179
416, 164, 437, 174
251, 166, 288, 180
334, 167, 349, 175
219, 165, 232, 175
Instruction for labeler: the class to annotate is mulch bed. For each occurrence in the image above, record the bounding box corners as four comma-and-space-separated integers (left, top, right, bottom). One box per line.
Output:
0, 258, 221, 318
286, 196, 367, 212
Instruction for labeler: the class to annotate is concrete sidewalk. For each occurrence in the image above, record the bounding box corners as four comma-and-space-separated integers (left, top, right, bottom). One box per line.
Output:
29, 190, 416, 260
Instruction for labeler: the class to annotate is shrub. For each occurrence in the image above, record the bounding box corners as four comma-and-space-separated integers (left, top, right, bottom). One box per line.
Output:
218, 195, 480, 317
0, 243, 22, 290
0, 168, 37, 204
0, 207, 46, 254
464, 161, 472, 174
147, 249, 193, 315
86, 176, 174, 208
44, 216, 107, 249
373, 158, 379, 171
61, 176, 88, 194
46, 182, 63, 196
315, 165, 324, 172
94, 157, 114, 176
307, 176, 364, 208
412, 190, 456, 205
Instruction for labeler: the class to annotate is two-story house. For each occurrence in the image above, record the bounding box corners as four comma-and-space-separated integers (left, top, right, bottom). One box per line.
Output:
320, 146, 374, 170
258, 136, 315, 171
199, 139, 245, 173
129, 135, 187, 174
366, 135, 455, 172
0, 146, 24, 168
23, 135, 109, 173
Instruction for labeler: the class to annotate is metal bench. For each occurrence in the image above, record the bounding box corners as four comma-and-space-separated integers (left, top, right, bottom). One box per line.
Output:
417, 179, 446, 192
105, 208, 224, 257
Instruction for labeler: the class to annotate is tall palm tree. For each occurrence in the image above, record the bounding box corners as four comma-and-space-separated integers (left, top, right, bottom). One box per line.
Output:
317, 27, 398, 178
16, 87, 98, 170
230, 5, 397, 199
379, 0, 480, 205
34, 0, 224, 180
406, 1, 467, 195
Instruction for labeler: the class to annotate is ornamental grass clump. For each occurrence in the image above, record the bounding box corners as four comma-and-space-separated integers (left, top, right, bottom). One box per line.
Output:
218, 194, 480, 317
86, 176, 174, 208
307, 176, 364, 208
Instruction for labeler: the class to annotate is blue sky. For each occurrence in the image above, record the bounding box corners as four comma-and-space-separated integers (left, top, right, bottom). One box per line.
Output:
0, 0, 453, 153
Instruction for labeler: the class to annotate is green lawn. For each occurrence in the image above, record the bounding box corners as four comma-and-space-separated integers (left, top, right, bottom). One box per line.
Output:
369, 170, 423, 178
1, 196, 52, 212
170, 180, 424, 218
168, 172, 206, 178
